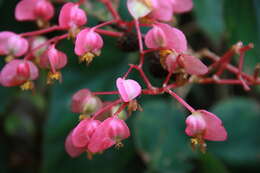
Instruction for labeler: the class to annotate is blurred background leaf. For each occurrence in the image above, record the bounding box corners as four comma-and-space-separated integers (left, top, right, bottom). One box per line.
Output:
133, 98, 194, 173
209, 98, 260, 167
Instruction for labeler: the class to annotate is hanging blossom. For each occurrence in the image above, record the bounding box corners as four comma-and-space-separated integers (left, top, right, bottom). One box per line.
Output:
39, 45, 67, 84
145, 22, 208, 75
59, 2, 87, 37
0, 31, 29, 62
15, 0, 54, 27
0, 59, 38, 90
185, 110, 227, 152
74, 28, 104, 64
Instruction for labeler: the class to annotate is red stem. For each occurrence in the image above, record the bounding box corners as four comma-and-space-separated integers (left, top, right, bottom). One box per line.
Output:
95, 28, 123, 37
166, 89, 195, 113
113, 102, 128, 117
92, 91, 118, 95
92, 99, 122, 119
20, 26, 63, 37
101, 0, 121, 20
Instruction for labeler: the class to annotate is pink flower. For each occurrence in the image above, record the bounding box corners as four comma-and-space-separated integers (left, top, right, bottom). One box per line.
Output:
0, 31, 28, 57
15, 0, 54, 22
149, 0, 174, 21
65, 131, 85, 158
88, 117, 130, 153
74, 28, 103, 64
145, 23, 187, 53
165, 53, 208, 75
59, 2, 87, 29
170, 0, 193, 14
127, 0, 153, 19
39, 45, 67, 73
71, 118, 101, 148
71, 89, 103, 115
185, 110, 227, 141
0, 59, 38, 88
116, 77, 142, 102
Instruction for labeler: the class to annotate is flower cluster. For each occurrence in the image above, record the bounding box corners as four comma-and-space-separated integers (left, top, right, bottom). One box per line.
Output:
0, 0, 259, 159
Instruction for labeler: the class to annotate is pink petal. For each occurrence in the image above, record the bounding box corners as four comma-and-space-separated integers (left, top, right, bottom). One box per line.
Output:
15, 0, 36, 21
185, 113, 206, 136
71, 89, 91, 113
150, 0, 173, 21
199, 110, 228, 141
65, 131, 85, 158
0, 32, 15, 55
180, 55, 208, 75
116, 77, 142, 102
7, 35, 29, 57
34, 0, 54, 21
72, 119, 91, 147
145, 25, 167, 48
171, 0, 193, 13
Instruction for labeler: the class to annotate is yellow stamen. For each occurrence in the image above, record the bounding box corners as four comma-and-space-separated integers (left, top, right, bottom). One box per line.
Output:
36, 19, 49, 28
5, 55, 14, 63
20, 81, 34, 91
79, 52, 95, 65
159, 49, 173, 57
47, 71, 62, 84
79, 114, 90, 121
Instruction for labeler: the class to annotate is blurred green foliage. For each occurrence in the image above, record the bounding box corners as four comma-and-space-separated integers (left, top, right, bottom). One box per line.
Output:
0, 0, 260, 173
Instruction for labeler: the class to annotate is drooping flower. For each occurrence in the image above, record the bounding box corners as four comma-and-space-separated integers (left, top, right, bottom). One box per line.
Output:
59, 2, 87, 37
74, 28, 103, 64
39, 45, 67, 84
164, 53, 208, 75
65, 131, 85, 158
0, 31, 29, 61
71, 89, 103, 115
15, 0, 54, 27
145, 23, 187, 53
185, 110, 227, 152
116, 77, 142, 102
0, 59, 38, 90
71, 118, 101, 148
88, 117, 130, 153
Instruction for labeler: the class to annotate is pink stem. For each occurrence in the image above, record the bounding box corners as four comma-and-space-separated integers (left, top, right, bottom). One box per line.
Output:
92, 91, 118, 95
166, 89, 195, 113
134, 20, 145, 66
123, 65, 134, 78
92, 99, 122, 119
92, 19, 119, 30
95, 28, 123, 37
20, 26, 63, 37
101, 0, 121, 20
113, 102, 128, 117
24, 34, 68, 60
131, 65, 154, 89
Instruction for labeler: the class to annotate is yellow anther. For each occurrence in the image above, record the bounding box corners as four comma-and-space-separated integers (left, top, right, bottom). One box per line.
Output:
20, 81, 34, 91
47, 71, 62, 84
79, 114, 90, 121
79, 52, 95, 65
5, 55, 14, 63
159, 49, 173, 57
115, 141, 124, 149
139, 16, 154, 24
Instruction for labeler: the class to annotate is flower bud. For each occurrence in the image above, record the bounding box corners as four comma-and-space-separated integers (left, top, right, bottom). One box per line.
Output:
145, 23, 187, 53
75, 28, 103, 64
71, 89, 102, 114
0, 32, 28, 57
0, 60, 38, 89
59, 2, 87, 30
15, 0, 54, 22
88, 117, 130, 153
72, 118, 101, 148
116, 77, 142, 102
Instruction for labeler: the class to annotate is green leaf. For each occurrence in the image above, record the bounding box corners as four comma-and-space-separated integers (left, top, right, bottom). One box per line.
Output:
133, 99, 194, 173
193, 0, 225, 43
209, 97, 260, 166
199, 153, 230, 173
224, 0, 260, 70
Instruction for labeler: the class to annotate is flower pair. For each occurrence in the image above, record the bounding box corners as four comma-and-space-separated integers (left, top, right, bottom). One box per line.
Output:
65, 117, 130, 158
